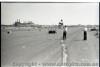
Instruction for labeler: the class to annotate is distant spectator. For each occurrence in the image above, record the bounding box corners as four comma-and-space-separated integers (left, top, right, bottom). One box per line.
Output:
95, 27, 99, 35
63, 26, 67, 40
83, 27, 87, 40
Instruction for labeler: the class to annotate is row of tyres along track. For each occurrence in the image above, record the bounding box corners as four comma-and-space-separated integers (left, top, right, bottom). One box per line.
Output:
2, 30, 50, 52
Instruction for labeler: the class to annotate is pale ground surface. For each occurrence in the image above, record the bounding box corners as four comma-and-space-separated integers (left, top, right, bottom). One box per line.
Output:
1, 27, 99, 67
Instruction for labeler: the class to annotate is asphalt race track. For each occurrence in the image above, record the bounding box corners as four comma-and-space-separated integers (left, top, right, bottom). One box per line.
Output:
1, 27, 99, 67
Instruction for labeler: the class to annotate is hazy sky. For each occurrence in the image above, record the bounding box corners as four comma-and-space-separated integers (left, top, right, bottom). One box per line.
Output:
1, 3, 99, 25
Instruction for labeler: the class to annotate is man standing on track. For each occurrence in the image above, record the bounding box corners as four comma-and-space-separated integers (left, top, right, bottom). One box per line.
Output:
83, 27, 87, 40
63, 26, 67, 40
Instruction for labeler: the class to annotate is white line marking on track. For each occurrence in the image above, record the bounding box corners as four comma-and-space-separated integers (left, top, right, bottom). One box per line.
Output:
61, 40, 69, 67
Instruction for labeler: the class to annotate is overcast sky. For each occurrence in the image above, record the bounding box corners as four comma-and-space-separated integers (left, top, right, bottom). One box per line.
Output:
1, 3, 99, 25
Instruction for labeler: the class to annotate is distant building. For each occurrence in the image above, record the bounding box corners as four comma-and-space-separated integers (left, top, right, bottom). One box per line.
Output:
14, 19, 34, 27
14, 19, 21, 27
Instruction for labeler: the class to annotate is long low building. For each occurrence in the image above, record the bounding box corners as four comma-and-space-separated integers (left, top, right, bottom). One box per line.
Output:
14, 22, 34, 27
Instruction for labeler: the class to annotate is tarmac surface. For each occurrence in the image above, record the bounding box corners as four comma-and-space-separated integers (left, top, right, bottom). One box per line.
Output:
1, 27, 99, 67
